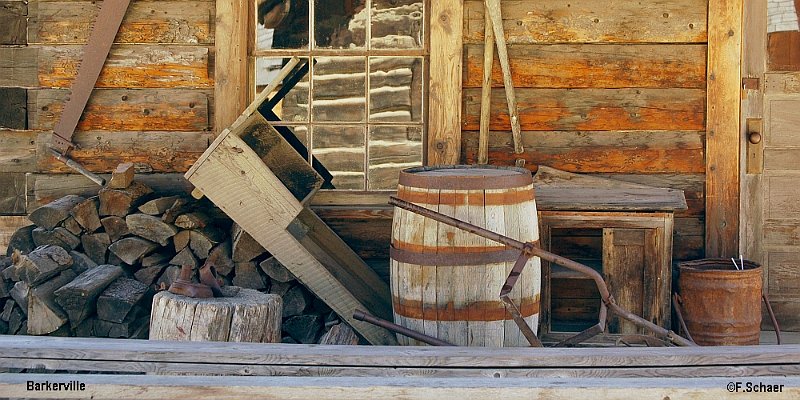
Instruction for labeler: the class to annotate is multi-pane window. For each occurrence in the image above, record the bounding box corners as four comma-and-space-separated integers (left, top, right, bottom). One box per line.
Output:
253, 0, 426, 190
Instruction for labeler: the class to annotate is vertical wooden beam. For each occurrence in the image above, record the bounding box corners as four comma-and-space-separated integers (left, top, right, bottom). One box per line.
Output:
214, 0, 250, 135
706, 0, 743, 257
427, 0, 463, 165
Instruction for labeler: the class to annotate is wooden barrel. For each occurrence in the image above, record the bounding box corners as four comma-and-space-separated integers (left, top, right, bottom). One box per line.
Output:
391, 165, 541, 347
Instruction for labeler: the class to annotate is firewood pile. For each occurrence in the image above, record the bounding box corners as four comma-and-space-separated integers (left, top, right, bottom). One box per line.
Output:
0, 167, 359, 345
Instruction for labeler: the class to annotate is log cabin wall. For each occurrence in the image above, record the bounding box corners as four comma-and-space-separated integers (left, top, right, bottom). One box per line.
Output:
460, 0, 709, 265
0, 0, 214, 243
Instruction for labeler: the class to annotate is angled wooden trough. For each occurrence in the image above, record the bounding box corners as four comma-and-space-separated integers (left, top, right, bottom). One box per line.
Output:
185, 59, 396, 345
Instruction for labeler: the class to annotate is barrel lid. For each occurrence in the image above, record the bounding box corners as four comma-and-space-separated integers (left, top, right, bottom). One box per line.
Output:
399, 165, 532, 190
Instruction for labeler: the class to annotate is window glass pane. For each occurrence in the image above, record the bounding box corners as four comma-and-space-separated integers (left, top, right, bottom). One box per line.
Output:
255, 0, 309, 49
371, 0, 424, 49
368, 125, 422, 190
369, 57, 423, 122
312, 57, 366, 122
314, 0, 367, 49
313, 125, 366, 190
255, 57, 310, 122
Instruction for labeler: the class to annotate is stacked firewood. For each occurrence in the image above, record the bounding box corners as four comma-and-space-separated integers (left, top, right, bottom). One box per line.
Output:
0, 165, 359, 345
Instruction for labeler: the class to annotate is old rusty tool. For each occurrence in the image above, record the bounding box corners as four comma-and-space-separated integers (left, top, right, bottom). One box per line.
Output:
353, 310, 455, 346
49, 0, 133, 186
389, 196, 696, 347
478, 4, 495, 165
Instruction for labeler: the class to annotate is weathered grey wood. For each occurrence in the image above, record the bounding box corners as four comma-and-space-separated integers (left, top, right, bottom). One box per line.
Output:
231, 224, 267, 262
170, 248, 199, 269
96, 278, 148, 323
10, 281, 28, 313
134, 264, 168, 286
284, 314, 322, 344
99, 181, 154, 217
0, 1, 26, 45
282, 285, 310, 318
54, 265, 124, 326
5, 224, 35, 257
0, 87, 26, 130
100, 216, 129, 242
155, 265, 180, 289
173, 230, 191, 252
108, 163, 135, 189
0, 173, 26, 215
258, 257, 294, 283
32, 227, 80, 250
0, 299, 15, 321
70, 197, 102, 233
162, 197, 190, 224
319, 323, 359, 345
61, 216, 83, 236
94, 310, 147, 338
28, 195, 85, 230
81, 232, 110, 265
232, 262, 266, 290
126, 213, 178, 247
190, 228, 224, 259
27, 270, 76, 335
13, 245, 72, 286
7, 305, 25, 334
138, 196, 182, 216
207, 241, 234, 276
142, 251, 172, 268
109, 237, 159, 265
68, 251, 97, 275
175, 212, 210, 230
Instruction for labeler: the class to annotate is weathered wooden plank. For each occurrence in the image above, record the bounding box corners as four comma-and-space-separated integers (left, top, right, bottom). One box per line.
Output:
463, 131, 705, 173
462, 88, 706, 131
35, 131, 212, 173
214, 0, 248, 134
705, 0, 742, 258
27, 1, 214, 44
767, 252, 800, 295
0, 173, 26, 214
27, 89, 211, 132
761, 299, 800, 331
0, 130, 36, 172
463, 0, 708, 44
0, 1, 27, 45
0, 216, 30, 255
764, 220, 800, 247
0, 88, 27, 130
463, 44, 707, 89
428, 0, 462, 165
0, 48, 37, 87
766, 98, 800, 146
767, 176, 800, 218
768, 31, 800, 71
33, 45, 212, 89
765, 72, 800, 94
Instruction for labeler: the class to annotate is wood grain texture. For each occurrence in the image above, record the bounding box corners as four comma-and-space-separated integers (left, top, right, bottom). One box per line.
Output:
768, 31, 800, 71
0, 88, 27, 130
27, 89, 210, 132
0, 130, 37, 173
705, 0, 742, 258
462, 88, 706, 131
463, 44, 707, 89
0, 1, 27, 45
214, 0, 249, 135
0, 216, 30, 254
0, 173, 26, 214
427, 0, 463, 165
463, 130, 704, 174
27, 1, 214, 44
463, 0, 708, 44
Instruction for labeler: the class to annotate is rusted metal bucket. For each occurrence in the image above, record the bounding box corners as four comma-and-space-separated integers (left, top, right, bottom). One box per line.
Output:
677, 258, 763, 345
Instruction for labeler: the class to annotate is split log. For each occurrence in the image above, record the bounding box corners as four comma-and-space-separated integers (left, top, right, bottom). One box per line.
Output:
259, 257, 295, 282
0, 257, 12, 297
54, 265, 124, 326
189, 227, 224, 259
7, 304, 25, 334
109, 237, 159, 265
94, 309, 147, 338
175, 212, 210, 230
134, 264, 167, 286
10, 281, 29, 313
126, 213, 178, 246
231, 224, 266, 262
14, 245, 73, 286
161, 197, 190, 224
141, 251, 172, 268
99, 181, 153, 217
100, 216, 129, 242
319, 323, 359, 345
27, 270, 77, 335
97, 278, 148, 323
28, 195, 85, 230
284, 314, 322, 344
138, 196, 182, 215
173, 230, 191, 252
61, 216, 83, 236
268, 280, 293, 297
81, 232, 110, 265
207, 241, 234, 276
170, 247, 198, 269
107, 251, 127, 267
282, 285, 311, 317
70, 197, 102, 232
149, 289, 282, 343
107, 163, 135, 189
5, 225, 35, 256
68, 251, 97, 275
232, 261, 267, 290
32, 227, 80, 250
1, 299, 16, 321
155, 265, 181, 289
0, 319, 7, 334
73, 317, 95, 337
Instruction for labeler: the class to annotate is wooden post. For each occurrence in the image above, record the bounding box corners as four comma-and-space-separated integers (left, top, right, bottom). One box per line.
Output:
478, 9, 494, 165
428, 0, 463, 165
214, 0, 250, 135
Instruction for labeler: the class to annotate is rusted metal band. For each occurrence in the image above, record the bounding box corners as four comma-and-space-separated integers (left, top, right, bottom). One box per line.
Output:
396, 187, 535, 206
390, 245, 520, 266
391, 241, 510, 254
393, 296, 540, 321
399, 165, 532, 190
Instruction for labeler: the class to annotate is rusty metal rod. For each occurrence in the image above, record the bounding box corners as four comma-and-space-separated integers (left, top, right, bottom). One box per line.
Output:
389, 196, 696, 347
353, 310, 455, 346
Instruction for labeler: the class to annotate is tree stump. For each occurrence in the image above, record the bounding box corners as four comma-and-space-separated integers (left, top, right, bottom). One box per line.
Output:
149, 288, 282, 343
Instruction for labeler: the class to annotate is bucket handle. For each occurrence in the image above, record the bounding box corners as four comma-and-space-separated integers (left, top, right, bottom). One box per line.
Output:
673, 291, 782, 345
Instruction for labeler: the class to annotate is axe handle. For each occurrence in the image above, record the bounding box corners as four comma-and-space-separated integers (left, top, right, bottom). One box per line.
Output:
50, 148, 106, 187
